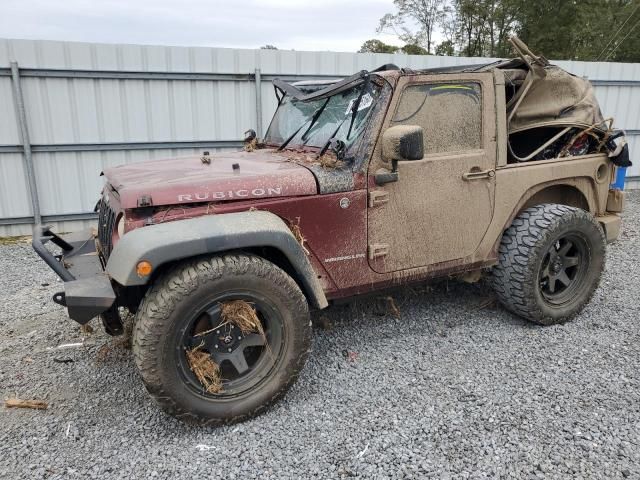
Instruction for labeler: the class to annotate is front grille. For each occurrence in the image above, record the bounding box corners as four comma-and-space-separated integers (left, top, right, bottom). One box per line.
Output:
97, 196, 117, 261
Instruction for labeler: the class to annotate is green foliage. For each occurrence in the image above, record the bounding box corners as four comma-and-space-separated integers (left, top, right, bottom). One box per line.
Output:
401, 44, 429, 55
378, 0, 446, 53
435, 40, 455, 56
516, 0, 640, 62
377, 0, 640, 62
358, 39, 400, 53
359, 39, 430, 55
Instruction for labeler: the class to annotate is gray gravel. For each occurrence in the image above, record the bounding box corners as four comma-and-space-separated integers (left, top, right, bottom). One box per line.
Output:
2, 193, 640, 479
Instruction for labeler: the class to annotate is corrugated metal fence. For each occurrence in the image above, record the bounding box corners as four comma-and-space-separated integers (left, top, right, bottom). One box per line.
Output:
1, 38, 639, 236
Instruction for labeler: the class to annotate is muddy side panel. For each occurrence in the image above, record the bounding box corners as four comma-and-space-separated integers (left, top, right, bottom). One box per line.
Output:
478, 153, 613, 257
106, 211, 328, 309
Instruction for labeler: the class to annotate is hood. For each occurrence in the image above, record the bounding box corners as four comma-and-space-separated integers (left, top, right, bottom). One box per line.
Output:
102, 149, 318, 209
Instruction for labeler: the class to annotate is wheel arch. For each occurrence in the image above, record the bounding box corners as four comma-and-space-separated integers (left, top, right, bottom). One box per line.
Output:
488, 180, 597, 259
505, 181, 595, 233
106, 211, 328, 309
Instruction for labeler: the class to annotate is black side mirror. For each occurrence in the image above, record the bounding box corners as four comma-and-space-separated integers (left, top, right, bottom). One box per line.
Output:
381, 125, 424, 163
375, 125, 424, 185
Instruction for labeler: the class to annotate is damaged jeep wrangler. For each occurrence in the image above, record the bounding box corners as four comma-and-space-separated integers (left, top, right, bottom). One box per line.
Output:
33, 38, 631, 425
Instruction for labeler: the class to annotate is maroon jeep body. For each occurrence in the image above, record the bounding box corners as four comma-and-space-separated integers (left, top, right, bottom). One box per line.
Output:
33, 50, 628, 424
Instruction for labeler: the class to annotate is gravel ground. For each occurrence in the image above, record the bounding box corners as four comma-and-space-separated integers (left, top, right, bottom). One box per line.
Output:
1, 193, 640, 479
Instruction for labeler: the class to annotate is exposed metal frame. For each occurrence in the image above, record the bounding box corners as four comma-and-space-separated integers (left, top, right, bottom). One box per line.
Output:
0, 140, 243, 154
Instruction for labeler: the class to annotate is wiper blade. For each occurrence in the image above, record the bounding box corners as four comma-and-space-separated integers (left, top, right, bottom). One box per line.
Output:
318, 74, 371, 158
278, 97, 331, 151
345, 74, 371, 141
301, 97, 330, 144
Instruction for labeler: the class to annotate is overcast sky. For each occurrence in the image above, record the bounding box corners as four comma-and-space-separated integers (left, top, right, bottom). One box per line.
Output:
1, 0, 405, 52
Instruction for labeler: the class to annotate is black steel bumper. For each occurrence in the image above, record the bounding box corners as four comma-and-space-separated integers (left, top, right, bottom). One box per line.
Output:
32, 225, 116, 324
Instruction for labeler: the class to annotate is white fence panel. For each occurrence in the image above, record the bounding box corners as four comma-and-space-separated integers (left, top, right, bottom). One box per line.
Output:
0, 38, 638, 235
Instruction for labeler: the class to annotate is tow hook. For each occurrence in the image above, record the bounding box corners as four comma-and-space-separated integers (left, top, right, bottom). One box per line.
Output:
52, 291, 67, 307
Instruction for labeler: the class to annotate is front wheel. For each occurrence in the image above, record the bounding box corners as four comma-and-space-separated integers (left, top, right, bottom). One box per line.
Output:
132, 253, 311, 425
491, 204, 606, 325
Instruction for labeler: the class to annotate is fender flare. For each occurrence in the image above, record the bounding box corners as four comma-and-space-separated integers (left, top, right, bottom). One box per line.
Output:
106, 211, 328, 309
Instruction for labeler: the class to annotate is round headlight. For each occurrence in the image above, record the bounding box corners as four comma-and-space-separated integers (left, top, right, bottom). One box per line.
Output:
116, 214, 126, 238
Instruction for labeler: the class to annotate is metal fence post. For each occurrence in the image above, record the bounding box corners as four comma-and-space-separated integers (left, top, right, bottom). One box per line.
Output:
10, 61, 41, 226
254, 68, 263, 138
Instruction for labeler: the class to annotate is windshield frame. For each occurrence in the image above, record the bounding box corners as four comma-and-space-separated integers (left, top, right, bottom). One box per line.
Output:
263, 75, 385, 156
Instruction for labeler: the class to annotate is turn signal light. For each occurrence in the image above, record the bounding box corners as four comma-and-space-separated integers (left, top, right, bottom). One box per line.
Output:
136, 260, 153, 277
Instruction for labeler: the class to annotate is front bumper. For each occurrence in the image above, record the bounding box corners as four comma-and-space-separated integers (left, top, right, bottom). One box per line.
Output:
32, 225, 116, 324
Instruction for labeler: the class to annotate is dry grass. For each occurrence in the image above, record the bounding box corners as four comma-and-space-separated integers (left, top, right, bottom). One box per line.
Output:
220, 300, 264, 337
4, 398, 48, 410
185, 343, 223, 394
244, 138, 258, 152
288, 218, 309, 255
186, 300, 268, 392
317, 154, 344, 170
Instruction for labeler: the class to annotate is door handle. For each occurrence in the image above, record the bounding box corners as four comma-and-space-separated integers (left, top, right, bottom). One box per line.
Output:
462, 168, 495, 181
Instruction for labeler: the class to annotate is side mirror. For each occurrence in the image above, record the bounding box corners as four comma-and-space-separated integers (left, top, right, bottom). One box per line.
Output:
381, 125, 424, 164
375, 125, 424, 185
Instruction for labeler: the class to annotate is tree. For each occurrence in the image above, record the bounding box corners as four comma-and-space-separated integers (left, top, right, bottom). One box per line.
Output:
378, 0, 446, 54
401, 44, 429, 54
260, 45, 278, 50
358, 39, 400, 53
435, 40, 455, 55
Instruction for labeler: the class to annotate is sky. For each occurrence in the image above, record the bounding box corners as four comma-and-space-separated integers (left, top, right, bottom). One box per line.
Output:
0, 0, 406, 52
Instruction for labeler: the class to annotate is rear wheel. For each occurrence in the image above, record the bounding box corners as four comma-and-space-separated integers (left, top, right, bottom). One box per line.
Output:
491, 204, 605, 325
132, 253, 311, 425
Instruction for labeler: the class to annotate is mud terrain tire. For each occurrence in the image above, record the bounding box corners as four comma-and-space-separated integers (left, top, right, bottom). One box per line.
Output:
132, 253, 311, 425
491, 204, 605, 325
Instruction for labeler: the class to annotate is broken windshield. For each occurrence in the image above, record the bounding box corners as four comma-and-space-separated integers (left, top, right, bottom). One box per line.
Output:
265, 81, 381, 150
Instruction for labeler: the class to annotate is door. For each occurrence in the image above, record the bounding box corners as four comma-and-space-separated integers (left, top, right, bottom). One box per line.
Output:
367, 73, 497, 273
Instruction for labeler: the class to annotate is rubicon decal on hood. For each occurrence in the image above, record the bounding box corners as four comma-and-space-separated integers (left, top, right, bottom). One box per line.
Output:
178, 187, 283, 202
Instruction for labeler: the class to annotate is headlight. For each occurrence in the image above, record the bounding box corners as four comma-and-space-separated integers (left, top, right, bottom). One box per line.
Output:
116, 213, 126, 238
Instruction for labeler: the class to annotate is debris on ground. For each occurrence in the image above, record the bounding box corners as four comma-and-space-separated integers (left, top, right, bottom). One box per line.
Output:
186, 343, 222, 394
53, 358, 74, 364
4, 398, 48, 410
195, 444, 216, 451
475, 297, 497, 310
95, 312, 135, 362
342, 349, 358, 362
80, 324, 94, 335
50, 342, 85, 350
